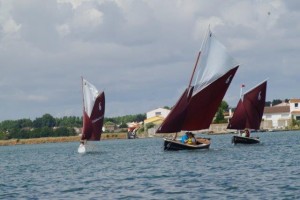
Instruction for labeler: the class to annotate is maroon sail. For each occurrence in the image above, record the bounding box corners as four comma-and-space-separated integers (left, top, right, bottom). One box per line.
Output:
81, 78, 105, 141
156, 28, 239, 134
227, 80, 267, 130
156, 87, 192, 133
182, 66, 238, 130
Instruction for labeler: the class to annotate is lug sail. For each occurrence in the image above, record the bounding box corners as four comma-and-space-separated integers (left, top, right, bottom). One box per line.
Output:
156, 87, 192, 133
81, 78, 105, 141
227, 80, 267, 130
157, 28, 239, 133
182, 66, 238, 130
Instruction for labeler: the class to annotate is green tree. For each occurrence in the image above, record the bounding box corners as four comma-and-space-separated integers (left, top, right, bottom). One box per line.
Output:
145, 122, 155, 130
214, 108, 226, 123
53, 127, 76, 137
265, 101, 271, 107
33, 114, 56, 128
56, 116, 82, 127
17, 119, 33, 128
0, 131, 8, 140
213, 100, 228, 123
272, 99, 282, 106
219, 101, 229, 111
119, 123, 128, 128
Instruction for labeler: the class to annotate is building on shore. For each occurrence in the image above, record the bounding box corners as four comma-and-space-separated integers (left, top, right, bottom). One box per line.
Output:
262, 99, 300, 129
145, 99, 300, 135
144, 108, 170, 137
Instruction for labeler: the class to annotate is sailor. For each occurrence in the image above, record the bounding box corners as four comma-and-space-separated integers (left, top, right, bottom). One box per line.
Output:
245, 129, 250, 137
187, 132, 196, 145
181, 132, 189, 143
79, 140, 85, 146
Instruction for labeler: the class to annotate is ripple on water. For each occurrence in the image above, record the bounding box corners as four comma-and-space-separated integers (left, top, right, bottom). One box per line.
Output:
1, 131, 300, 199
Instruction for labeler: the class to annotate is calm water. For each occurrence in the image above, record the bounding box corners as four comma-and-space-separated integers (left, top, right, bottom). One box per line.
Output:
1, 131, 300, 199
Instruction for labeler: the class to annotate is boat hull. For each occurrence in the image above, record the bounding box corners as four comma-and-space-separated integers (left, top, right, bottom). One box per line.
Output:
232, 135, 260, 144
127, 131, 137, 139
163, 138, 210, 151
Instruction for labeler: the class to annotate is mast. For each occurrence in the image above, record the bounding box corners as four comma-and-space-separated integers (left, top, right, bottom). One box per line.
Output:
240, 84, 245, 100
188, 51, 201, 88
81, 76, 85, 141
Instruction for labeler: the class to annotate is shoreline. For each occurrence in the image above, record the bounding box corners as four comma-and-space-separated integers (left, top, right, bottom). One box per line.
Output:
0, 132, 129, 146
1, 129, 299, 146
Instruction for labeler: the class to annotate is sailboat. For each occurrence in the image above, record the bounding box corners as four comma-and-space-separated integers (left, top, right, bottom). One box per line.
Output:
78, 77, 105, 153
156, 28, 239, 151
227, 80, 267, 144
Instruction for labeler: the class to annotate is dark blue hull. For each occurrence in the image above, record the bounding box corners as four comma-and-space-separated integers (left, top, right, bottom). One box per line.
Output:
163, 138, 210, 151
232, 136, 260, 144
127, 132, 137, 139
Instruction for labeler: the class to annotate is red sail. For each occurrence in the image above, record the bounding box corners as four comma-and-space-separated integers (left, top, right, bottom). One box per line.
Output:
182, 66, 239, 130
82, 92, 105, 141
156, 87, 193, 133
156, 28, 239, 134
227, 80, 267, 130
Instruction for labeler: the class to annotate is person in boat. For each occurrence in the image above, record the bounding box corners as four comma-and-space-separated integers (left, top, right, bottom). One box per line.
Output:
186, 132, 197, 145
181, 132, 189, 143
79, 140, 85, 146
245, 129, 250, 137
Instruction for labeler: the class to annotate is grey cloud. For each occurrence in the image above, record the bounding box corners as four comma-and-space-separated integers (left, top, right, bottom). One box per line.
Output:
0, 0, 299, 121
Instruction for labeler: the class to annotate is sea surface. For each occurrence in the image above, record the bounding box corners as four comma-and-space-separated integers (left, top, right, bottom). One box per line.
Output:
1, 131, 300, 199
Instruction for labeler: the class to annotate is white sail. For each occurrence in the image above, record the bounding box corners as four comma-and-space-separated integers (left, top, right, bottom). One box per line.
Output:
82, 79, 99, 117
192, 29, 239, 95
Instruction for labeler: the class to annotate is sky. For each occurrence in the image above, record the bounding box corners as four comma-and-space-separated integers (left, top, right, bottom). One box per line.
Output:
0, 0, 299, 121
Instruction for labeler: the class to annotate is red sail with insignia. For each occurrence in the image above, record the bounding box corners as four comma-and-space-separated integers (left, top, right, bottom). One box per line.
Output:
156, 28, 239, 133
182, 66, 238, 130
227, 80, 267, 130
81, 78, 105, 141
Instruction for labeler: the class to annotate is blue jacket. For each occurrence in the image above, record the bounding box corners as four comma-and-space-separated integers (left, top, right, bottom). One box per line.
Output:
181, 135, 188, 143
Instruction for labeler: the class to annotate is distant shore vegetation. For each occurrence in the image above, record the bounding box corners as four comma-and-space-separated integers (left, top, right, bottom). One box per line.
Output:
0, 99, 293, 140
0, 113, 146, 140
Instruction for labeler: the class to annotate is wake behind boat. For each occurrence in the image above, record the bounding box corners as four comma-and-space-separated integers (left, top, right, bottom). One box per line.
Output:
78, 77, 105, 153
228, 80, 267, 144
156, 27, 239, 151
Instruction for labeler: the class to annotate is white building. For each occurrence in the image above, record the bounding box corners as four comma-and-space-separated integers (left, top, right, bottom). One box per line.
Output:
262, 99, 300, 129
144, 108, 170, 137
146, 108, 170, 119
290, 99, 300, 120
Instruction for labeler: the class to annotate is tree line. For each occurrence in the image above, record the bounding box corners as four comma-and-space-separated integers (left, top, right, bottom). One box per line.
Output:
0, 99, 291, 140
0, 113, 146, 140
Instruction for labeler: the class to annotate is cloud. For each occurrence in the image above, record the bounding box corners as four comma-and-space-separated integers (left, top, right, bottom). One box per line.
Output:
2, 18, 21, 34
0, 0, 299, 121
